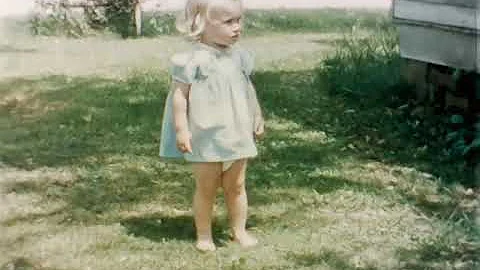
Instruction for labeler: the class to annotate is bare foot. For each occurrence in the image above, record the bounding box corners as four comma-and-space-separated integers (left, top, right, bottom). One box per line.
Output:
195, 240, 216, 252
233, 232, 258, 248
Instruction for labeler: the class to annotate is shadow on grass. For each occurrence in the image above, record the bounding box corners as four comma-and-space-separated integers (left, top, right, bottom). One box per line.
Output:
0, 56, 467, 222
253, 68, 454, 181
2, 69, 477, 268
120, 214, 230, 246
0, 71, 376, 211
0, 74, 199, 223
251, 63, 473, 225
0, 74, 168, 168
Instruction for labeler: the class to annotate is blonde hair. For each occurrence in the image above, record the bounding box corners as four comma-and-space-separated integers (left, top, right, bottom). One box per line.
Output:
176, 0, 243, 41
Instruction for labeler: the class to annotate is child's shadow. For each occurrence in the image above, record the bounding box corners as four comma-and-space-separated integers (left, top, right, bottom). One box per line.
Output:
120, 214, 231, 246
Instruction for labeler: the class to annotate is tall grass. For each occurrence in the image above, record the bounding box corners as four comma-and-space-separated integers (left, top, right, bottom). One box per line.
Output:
315, 20, 403, 99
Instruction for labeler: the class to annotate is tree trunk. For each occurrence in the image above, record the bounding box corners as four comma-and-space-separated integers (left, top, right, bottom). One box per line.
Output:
134, 0, 142, 36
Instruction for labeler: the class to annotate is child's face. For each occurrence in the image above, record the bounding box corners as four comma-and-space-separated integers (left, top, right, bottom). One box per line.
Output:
202, 1, 243, 48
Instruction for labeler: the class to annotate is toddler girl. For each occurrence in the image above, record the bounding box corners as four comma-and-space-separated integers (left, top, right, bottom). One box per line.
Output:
159, 0, 264, 252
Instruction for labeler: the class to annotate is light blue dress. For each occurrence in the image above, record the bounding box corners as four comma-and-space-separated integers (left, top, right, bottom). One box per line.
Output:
159, 43, 258, 162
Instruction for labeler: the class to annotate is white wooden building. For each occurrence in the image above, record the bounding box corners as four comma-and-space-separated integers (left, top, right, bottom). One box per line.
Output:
392, 0, 479, 72
393, 0, 480, 185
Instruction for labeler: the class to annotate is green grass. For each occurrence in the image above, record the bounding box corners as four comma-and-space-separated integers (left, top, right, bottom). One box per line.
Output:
142, 9, 388, 37
1, 19, 479, 270
243, 9, 386, 36
29, 8, 388, 37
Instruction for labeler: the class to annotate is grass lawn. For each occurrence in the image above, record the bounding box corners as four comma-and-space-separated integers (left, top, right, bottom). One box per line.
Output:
1, 9, 479, 270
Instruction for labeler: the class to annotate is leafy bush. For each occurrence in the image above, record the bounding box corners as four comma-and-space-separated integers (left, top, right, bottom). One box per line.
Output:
104, 0, 136, 38
141, 12, 177, 37
29, 3, 92, 37
30, 0, 138, 37
446, 114, 480, 173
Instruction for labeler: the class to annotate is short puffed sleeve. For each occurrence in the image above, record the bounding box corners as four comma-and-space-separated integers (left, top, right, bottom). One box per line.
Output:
239, 49, 255, 76
169, 52, 197, 84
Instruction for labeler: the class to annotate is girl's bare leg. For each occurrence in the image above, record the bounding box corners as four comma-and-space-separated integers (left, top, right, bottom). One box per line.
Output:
222, 159, 258, 247
192, 162, 222, 251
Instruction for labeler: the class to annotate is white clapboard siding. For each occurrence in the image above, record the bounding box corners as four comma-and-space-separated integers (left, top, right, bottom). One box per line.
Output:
392, 0, 479, 72
410, 0, 477, 8
393, 0, 478, 30
398, 25, 477, 70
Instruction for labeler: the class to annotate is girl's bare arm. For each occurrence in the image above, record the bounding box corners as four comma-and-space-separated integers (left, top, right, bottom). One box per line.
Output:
172, 82, 192, 152
247, 80, 265, 139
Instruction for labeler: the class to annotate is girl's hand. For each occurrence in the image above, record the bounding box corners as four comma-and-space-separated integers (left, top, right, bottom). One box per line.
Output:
254, 116, 265, 140
176, 130, 192, 153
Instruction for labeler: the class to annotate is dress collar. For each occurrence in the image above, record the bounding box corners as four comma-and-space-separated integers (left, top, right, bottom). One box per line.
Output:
196, 42, 234, 57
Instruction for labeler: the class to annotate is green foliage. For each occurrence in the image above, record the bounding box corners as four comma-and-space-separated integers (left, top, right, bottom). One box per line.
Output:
141, 12, 177, 37
29, 0, 137, 37
104, 0, 135, 38
29, 7, 92, 37
313, 19, 480, 186
315, 19, 402, 99
446, 115, 480, 158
